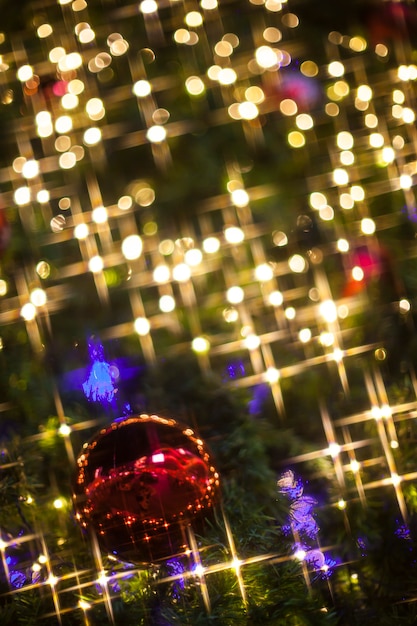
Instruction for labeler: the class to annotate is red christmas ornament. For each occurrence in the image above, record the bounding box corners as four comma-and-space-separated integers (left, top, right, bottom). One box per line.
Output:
72, 414, 220, 564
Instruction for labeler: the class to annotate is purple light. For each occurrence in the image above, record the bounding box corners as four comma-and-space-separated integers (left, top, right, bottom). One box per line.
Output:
82, 336, 117, 404
278, 469, 336, 578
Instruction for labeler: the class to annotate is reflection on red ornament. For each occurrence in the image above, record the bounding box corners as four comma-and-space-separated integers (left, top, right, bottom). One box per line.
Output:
72, 414, 220, 564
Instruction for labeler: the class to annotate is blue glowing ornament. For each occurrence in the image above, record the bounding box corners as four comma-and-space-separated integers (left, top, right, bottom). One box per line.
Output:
83, 337, 117, 404
278, 470, 336, 578
166, 557, 186, 599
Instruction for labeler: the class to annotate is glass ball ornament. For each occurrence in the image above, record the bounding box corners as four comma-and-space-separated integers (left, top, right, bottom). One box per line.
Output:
72, 414, 220, 564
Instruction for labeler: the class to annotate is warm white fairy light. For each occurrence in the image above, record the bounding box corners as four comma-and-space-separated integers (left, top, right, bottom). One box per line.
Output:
400, 174, 412, 189
159, 295, 176, 312
134, 317, 151, 335
327, 442, 341, 458
223, 306, 239, 322
243, 333, 261, 350
78, 25, 95, 44
357, 84, 372, 102
350, 185, 365, 201
371, 406, 382, 420
288, 254, 306, 273
399, 298, 411, 313
121, 234, 143, 260
268, 290, 283, 306
340, 151, 354, 166
22, 159, 39, 179
17, 64, 33, 81
175, 29, 192, 45
333, 168, 349, 185
185, 76, 205, 95
61, 93, 79, 110
392, 105, 403, 120
381, 146, 395, 163
320, 332, 334, 346
59, 52, 82, 71
336, 131, 354, 150
172, 263, 191, 281
192, 336, 210, 353
159, 239, 175, 255
328, 61, 344, 77
319, 205, 334, 221
68, 78, 85, 95
110, 38, 129, 56
337, 238, 349, 252
217, 68, 237, 85
296, 113, 313, 130
14, 186, 31, 205
265, 367, 280, 383
201, 0, 218, 8
288, 131, 305, 148
380, 404, 392, 419
53, 498, 64, 509
255, 45, 279, 68
226, 286, 244, 304
332, 348, 344, 362
83, 127, 102, 145
340, 193, 354, 209
88, 255, 104, 273
37, 23, 53, 38
59, 152, 77, 169
299, 328, 312, 343
337, 498, 346, 510
140, 0, 158, 13
55, 115, 72, 133
74, 223, 89, 239
391, 473, 401, 486
203, 236, 220, 253
90, 206, 107, 224
30, 288, 47, 307
21, 303, 37, 321
319, 300, 337, 323
58, 424, 71, 436
280, 99, 298, 115
350, 459, 360, 473
86, 98, 105, 119
369, 132, 384, 148
352, 266, 364, 281
47, 573, 59, 587
230, 188, 249, 207
185, 248, 203, 266
153, 264, 170, 283
285, 307, 296, 320
254, 263, 274, 281
224, 226, 244, 244
361, 217, 375, 235
309, 192, 327, 209
118, 195, 132, 210
238, 101, 259, 120
146, 125, 167, 143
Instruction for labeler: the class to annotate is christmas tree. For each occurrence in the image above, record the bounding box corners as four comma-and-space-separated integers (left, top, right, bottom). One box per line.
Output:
1, 0, 417, 623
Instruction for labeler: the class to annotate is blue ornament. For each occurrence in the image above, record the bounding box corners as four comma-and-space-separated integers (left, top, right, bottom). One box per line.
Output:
82, 336, 117, 404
